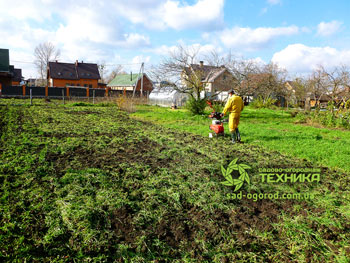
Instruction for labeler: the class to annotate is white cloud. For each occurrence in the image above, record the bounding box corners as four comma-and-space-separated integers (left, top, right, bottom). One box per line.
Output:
132, 55, 151, 64
267, 0, 281, 5
317, 20, 342, 37
260, 7, 268, 15
122, 34, 150, 48
130, 55, 151, 72
113, 0, 224, 30
214, 26, 299, 51
149, 42, 219, 58
150, 45, 181, 56
0, 0, 151, 78
271, 44, 350, 73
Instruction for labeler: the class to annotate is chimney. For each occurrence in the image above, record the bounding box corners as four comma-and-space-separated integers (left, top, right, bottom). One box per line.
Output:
200, 61, 204, 68
81, 60, 83, 63
55, 60, 58, 63
75, 60, 78, 66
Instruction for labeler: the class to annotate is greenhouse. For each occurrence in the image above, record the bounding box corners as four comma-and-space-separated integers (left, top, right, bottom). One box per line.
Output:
149, 87, 188, 107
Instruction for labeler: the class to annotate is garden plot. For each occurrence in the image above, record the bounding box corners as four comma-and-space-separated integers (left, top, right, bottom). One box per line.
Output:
0, 103, 349, 262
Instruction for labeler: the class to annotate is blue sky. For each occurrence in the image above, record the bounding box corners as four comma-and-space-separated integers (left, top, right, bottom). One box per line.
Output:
1, 0, 350, 78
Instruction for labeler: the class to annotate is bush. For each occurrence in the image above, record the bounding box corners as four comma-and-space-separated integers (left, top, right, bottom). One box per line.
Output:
250, 96, 277, 109
209, 101, 225, 113
185, 97, 207, 115
295, 109, 350, 130
294, 112, 308, 123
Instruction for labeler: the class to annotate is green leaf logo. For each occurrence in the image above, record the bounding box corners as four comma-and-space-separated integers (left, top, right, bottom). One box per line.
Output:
220, 159, 251, 191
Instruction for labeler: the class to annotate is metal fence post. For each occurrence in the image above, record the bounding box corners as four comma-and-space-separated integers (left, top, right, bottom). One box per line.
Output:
30, 89, 32, 105
93, 90, 95, 104
62, 89, 65, 105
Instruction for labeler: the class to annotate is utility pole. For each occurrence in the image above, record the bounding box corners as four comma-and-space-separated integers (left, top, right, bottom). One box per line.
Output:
140, 62, 144, 97
132, 62, 144, 98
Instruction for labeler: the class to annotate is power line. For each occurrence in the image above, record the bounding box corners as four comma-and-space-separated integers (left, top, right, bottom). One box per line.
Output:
12, 60, 36, 64
11, 60, 144, 67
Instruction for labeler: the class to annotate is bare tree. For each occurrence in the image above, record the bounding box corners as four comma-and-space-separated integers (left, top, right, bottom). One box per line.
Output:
227, 58, 261, 97
319, 65, 350, 108
308, 66, 329, 109
288, 77, 311, 108
206, 51, 274, 100
339, 66, 350, 105
34, 42, 60, 86
153, 45, 230, 114
154, 45, 206, 99
105, 65, 125, 84
98, 61, 108, 84
242, 62, 287, 103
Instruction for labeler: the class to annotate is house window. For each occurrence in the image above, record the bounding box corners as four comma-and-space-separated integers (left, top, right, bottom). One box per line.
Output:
77, 84, 80, 86
89, 84, 92, 88
84, 84, 88, 87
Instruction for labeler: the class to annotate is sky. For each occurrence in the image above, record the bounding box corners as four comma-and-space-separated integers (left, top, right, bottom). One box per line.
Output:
1, 0, 350, 79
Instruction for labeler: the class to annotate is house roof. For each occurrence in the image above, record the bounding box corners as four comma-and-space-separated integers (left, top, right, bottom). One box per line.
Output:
184, 64, 228, 83
108, 73, 148, 87
12, 68, 22, 82
48, 61, 100, 80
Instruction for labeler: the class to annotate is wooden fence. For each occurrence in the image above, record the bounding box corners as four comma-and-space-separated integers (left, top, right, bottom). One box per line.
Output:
0, 84, 149, 99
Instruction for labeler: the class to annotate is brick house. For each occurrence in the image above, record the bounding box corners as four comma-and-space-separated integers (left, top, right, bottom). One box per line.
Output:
182, 61, 235, 93
10, 66, 23, 85
107, 73, 153, 95
0, 48, 23, 86
47, 60, 101, 88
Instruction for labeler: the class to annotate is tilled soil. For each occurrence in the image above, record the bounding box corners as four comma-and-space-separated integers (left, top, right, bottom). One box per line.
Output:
1, 105, 349, 262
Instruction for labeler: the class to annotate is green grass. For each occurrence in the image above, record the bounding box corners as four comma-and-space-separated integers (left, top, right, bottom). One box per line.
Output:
131, 105, 350, 172
1, 99, 350, 262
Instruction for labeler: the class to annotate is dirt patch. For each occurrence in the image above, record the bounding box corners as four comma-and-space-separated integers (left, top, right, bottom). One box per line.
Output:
45, 136, 171, 175
110, 206, 137, 244
64, 110, 100, 115
154, 199, 292, 253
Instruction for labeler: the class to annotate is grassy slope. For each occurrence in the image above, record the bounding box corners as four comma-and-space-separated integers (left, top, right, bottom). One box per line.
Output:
0, 101, 350, 262
131, 105, 350, 172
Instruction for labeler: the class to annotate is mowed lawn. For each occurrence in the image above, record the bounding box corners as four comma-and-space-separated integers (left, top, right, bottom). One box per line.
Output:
131, 105, 350, 172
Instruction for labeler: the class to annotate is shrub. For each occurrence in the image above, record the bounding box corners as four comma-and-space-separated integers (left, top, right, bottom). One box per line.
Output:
250, 96, 277, 109
294, 112, 308, 123
185, 97, 207, 115
112, 95, 148, 113
295, 109, 350, 130
209, 101, 225, 113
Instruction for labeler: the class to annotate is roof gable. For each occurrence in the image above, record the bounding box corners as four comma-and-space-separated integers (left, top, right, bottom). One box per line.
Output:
12, 68, 22, 82
108, 73, 144, 87
185, 64, 230, 82
76, 62, 100, 79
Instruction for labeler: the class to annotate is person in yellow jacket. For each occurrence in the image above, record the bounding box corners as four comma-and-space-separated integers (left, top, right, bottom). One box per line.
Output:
221, 89, 244, 143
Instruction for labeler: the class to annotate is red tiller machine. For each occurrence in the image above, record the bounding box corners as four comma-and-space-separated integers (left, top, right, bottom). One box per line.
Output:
207, 101, 225, 137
